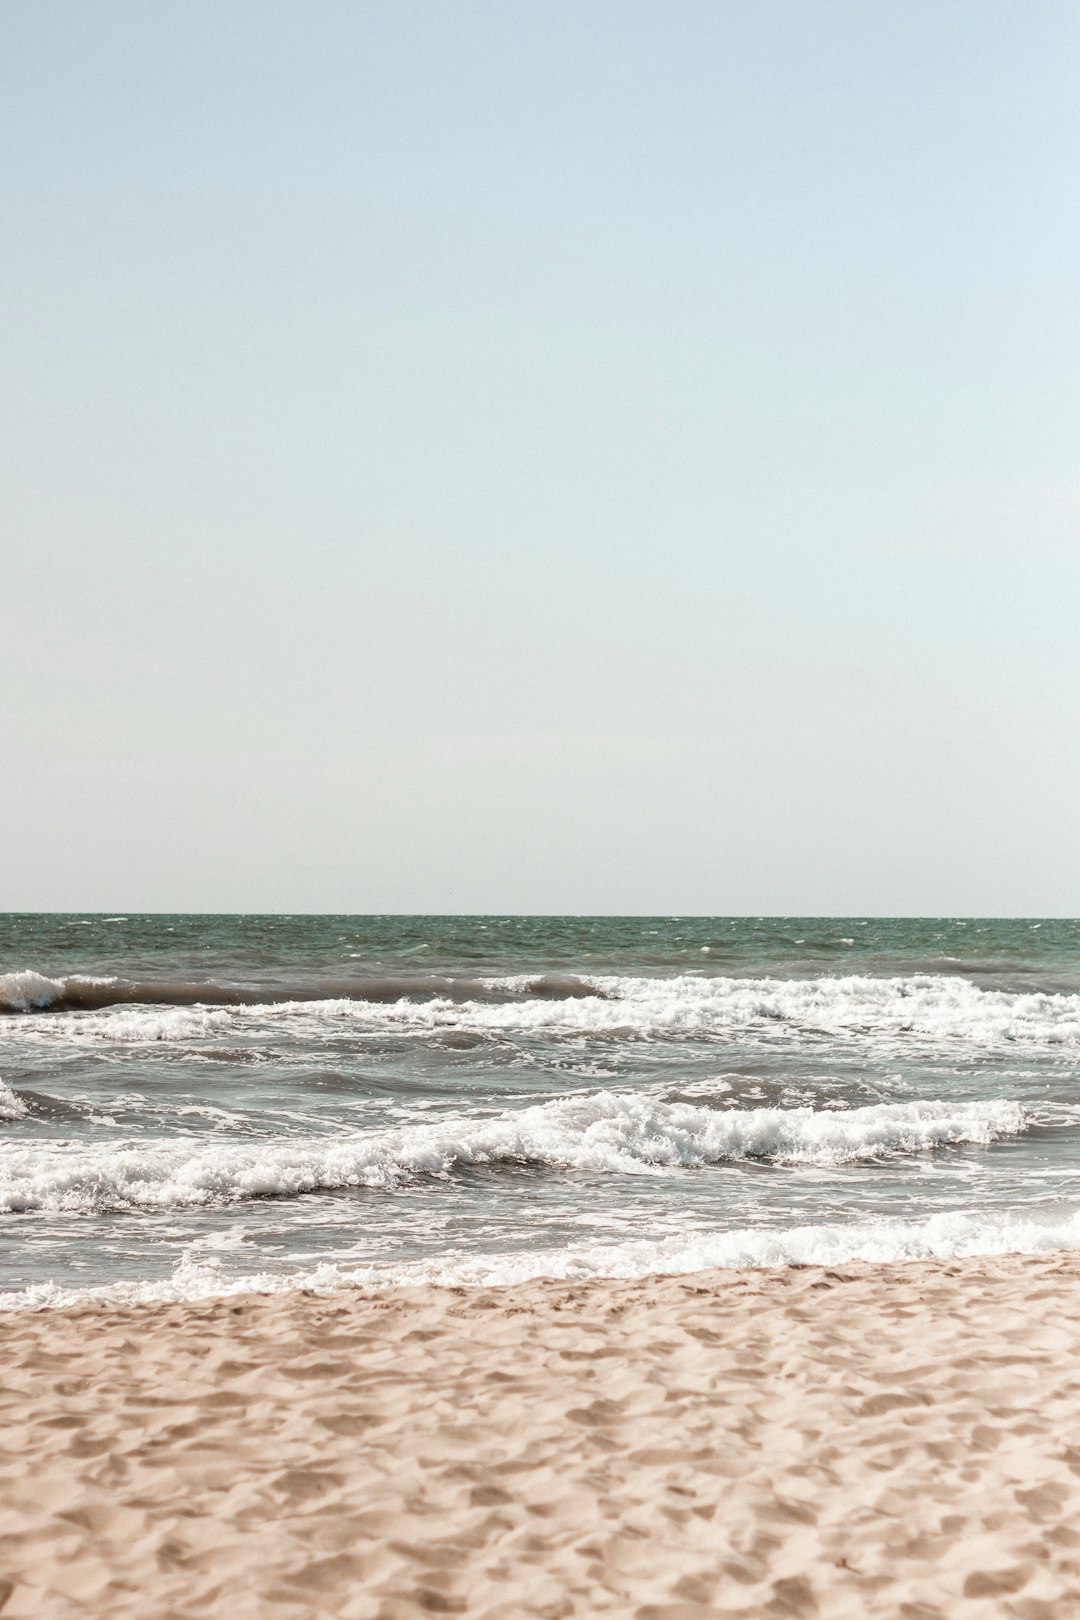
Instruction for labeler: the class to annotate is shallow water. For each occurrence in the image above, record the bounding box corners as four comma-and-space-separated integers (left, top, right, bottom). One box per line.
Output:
1, 914, 1079, 1307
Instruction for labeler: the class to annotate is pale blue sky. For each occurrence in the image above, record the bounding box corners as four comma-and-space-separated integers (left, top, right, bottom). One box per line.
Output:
3, 1, 1078, 912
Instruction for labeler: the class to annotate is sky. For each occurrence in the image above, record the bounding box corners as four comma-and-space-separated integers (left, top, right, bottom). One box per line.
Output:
2, 0, 1078, 914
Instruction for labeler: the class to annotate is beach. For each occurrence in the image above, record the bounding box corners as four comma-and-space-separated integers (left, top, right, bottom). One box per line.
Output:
4, 916, 1080, 1613
2, 1253, 1079, 1617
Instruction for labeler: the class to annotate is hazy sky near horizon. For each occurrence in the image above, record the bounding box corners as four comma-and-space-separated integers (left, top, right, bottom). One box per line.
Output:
3, 0, 1079, 914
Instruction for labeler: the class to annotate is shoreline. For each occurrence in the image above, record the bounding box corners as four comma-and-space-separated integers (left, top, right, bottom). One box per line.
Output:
2, 1251, 1080, 1616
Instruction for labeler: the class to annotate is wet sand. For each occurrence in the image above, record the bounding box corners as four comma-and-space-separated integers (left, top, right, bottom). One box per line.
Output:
2, 1254, 1080, 1617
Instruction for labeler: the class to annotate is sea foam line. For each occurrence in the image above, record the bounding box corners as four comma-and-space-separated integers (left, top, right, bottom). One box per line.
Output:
3, 1204, 1078, 1313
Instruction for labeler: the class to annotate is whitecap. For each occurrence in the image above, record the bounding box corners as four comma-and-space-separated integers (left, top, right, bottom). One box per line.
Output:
0, 1093, 1025, 1214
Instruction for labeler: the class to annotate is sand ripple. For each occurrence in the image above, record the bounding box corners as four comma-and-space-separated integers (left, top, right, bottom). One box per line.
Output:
1, 1255, 1080, 1615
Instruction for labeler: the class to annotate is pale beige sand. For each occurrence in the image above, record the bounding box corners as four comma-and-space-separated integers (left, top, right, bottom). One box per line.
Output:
2, 1254, 1080, 1618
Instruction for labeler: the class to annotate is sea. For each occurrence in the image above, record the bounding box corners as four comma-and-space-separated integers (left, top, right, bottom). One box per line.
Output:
1, 914, 1079, 1309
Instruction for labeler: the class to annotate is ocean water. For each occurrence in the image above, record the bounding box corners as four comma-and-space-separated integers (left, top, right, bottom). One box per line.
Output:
1, 914, 1079, 1309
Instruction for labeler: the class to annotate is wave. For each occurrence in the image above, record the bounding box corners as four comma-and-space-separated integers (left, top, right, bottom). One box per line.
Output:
0, 1080, 27, 1122
390, 1207, 1080, 1287
0, 972, 74, 1012
305, 1205, 1080, 1287
5, 971, 1080, 1049
0, 971, 600, 1014
0, 1094, 1024, 1213
4, 1203, 1076, 1312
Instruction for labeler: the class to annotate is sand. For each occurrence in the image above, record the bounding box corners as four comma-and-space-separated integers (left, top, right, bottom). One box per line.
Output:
1, 1255, 1080, 1617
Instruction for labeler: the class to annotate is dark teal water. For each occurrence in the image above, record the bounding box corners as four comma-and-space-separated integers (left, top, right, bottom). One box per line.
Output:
5, 913, 1080, 988
1, 916, 1079, 1307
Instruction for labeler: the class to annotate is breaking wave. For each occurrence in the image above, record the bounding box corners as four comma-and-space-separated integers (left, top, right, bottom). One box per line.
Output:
0, 1094, 1024, 1213
0, 971, 600, 1014
4, 971, 1080, 1050
0, 972, 73, 1012
0, 1080, 27, 1122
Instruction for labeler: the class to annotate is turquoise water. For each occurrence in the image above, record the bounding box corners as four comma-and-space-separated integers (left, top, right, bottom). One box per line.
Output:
1, 915, 1079, 1306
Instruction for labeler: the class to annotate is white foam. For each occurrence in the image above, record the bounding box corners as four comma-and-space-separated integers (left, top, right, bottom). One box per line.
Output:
0, 1094, 1024, 1213
6, 973, 1079, 1049
0, 1080, 27, 1122
0, 1005, 234, 1042
346, 1206, 1080, 1289
5, 1204, 1080, 1313
0, 972, 66, 1012
411, 973, 1080, 1046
